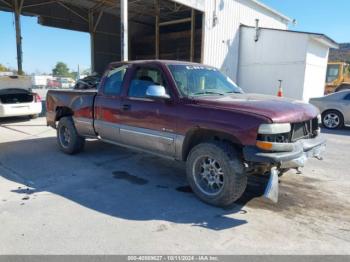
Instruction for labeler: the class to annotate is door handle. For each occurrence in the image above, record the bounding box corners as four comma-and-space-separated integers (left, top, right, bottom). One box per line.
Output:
122, 104, 131, 111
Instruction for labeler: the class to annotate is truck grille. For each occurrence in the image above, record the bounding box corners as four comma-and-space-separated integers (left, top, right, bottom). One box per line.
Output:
291, 118, 319, 142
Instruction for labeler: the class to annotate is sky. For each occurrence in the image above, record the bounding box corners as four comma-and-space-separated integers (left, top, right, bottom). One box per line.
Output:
0, 0, 349, 74
260, 0, 350, 43
0, 12, 90, 74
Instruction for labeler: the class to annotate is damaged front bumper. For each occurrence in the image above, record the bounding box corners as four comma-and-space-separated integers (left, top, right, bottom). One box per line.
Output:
243, 135, 326, 202
243, 135, 326, 169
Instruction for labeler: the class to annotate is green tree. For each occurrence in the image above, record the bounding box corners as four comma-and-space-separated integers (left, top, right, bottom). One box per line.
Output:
0, 64, 10, 72
52, 62, 71, 77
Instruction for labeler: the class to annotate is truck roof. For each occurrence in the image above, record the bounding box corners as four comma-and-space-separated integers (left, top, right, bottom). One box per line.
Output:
109, 60, 207, 68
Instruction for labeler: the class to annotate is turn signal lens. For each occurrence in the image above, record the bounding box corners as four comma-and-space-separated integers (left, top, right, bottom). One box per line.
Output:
256, 141, 273, 150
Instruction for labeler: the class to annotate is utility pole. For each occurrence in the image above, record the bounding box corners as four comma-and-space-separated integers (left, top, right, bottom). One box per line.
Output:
155, 0, 160, 59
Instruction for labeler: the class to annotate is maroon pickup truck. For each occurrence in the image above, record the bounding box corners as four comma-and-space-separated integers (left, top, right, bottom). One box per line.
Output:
46, 60, 326, 206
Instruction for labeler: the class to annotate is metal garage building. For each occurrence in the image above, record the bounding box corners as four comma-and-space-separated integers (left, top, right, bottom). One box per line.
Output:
0, 0, 337, 101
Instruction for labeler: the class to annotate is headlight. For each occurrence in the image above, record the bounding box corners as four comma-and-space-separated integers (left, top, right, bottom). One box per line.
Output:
258, 123, 291, 134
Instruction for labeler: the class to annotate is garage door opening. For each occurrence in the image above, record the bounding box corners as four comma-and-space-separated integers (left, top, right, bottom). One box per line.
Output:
0, 0, 204, 74
129, 0, 203, 63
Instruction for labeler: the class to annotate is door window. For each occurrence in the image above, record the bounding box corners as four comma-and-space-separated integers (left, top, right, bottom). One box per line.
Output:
128, 67, 168, 98
103, 65, 128, 95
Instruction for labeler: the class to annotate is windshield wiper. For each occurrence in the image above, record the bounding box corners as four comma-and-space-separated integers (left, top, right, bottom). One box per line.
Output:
192, 91, 225, 96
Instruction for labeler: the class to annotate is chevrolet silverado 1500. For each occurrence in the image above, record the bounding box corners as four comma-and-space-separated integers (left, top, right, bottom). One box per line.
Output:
46, 60, 326, 206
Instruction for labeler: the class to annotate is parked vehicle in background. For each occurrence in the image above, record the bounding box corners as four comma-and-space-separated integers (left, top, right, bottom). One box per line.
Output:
310, 90, 350, 129
47, 79, 61, 89
59, 77, 75, 89
31, 75, 54, 89
46, 60, 325, 207
325, 62, 350, 94
0, 75, 42, 118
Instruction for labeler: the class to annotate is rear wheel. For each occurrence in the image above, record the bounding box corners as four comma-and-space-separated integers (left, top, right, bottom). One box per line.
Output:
322, 110, 344, 129
186, 142, 247, 207
57, 116, 85, 154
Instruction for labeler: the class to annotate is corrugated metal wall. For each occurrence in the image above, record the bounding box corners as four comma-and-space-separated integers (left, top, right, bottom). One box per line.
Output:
202, 0, 288, 81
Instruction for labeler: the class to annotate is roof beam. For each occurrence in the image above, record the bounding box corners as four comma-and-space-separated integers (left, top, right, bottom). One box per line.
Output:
0, 0, 12, 8
22, 1, 57, 9
159, 17, 191, 27
56, 1, 88, 23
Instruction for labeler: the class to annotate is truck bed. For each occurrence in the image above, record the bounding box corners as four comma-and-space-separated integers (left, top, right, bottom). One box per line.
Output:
46, 89, 97, 129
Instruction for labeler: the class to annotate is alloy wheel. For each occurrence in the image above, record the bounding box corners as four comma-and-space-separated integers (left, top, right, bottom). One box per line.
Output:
193, 156, 225, 196
323, 113, 340, 129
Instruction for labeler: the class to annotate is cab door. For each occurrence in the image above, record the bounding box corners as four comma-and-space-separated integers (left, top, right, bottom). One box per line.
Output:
94, 64, 128, 142
118, 65, 178, 157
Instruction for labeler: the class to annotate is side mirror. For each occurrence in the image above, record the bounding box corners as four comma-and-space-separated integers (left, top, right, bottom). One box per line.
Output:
146, 85, 170, 100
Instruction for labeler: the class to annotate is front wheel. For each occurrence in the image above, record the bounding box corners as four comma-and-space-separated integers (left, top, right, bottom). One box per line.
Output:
186, 142, 247, 207
57, 116, 85, 154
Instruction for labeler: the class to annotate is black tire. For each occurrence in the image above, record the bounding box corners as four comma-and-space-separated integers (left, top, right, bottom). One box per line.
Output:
186, 142, 247, 207
29, 114, 39, 119
57, 116, 85, 154
322, 110, 344, 129
278, 168, 290, 177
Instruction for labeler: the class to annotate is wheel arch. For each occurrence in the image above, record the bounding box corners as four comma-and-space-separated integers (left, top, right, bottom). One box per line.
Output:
55, 106, 74, 122
181, 127, 243, 161
322, 108, 344, 119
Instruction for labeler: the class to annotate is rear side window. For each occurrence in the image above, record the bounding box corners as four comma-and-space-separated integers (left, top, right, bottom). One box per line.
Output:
128, 67, 168, 98
103, 65, 128, 95
344, 93, 350, 100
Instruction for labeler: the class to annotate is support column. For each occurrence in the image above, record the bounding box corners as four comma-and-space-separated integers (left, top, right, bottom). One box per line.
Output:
88, 10, 95, 73
190, 9, 196, 62
14, 0, 23, 75
155, 0, 160, 59
120, 0, 128, 61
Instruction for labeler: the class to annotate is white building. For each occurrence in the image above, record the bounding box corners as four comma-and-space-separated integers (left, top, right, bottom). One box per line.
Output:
173, 0, 337, 101
238, 26, 338, 101
174, 0, 291, 82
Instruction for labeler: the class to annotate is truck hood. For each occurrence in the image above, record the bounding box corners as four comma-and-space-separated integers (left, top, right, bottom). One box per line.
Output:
192, 93, 319, 123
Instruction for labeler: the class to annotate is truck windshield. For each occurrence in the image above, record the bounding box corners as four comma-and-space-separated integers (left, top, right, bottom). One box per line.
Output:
168, 64, 243, 97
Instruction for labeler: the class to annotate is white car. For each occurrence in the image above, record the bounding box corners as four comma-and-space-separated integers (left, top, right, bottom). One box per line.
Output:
309, 90, 350, 129
0, 76, 42, 118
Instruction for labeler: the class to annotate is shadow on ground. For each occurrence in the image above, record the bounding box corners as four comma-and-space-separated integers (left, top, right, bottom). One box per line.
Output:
0, 137, 256, 231
0, 116, 32, 124
321, 127, 350, 136
2, 136, 344, 231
